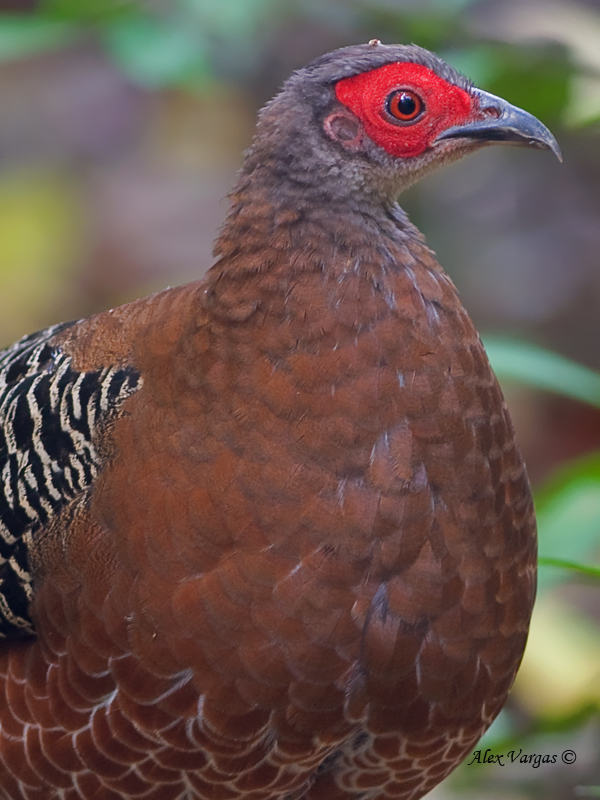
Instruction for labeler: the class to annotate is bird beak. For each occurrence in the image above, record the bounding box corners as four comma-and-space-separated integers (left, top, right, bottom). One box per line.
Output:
435, 88, 562, 162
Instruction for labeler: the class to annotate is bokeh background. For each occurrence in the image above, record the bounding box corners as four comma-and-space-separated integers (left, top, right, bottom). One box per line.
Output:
0, 0, 598, 797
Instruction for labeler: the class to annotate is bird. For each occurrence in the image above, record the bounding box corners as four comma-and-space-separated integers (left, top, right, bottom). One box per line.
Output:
0, 41, 560, 800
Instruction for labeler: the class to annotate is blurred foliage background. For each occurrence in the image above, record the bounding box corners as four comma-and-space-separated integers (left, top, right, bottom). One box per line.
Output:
0, 0, 598, 797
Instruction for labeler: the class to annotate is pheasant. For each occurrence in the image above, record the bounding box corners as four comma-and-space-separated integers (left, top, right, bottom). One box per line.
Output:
0, 42, 560, 800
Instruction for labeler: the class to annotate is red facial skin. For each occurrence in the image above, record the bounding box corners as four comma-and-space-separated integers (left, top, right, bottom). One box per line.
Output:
335, 62, 476, 159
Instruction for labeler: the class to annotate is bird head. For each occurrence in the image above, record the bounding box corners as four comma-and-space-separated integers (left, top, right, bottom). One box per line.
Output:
247, 42, 561, 202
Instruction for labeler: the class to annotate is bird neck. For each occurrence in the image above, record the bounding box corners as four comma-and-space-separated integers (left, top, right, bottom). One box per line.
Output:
209, 162, 431, 312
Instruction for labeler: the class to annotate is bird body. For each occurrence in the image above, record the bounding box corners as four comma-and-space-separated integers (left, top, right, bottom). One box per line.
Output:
0, 43, 558, 800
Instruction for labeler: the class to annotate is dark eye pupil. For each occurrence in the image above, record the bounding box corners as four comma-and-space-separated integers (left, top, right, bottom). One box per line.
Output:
397, 93, 416, 116
386, 91, 422, 121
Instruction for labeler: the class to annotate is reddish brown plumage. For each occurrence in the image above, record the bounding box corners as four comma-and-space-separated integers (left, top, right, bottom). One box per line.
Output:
0, 42, 559, 800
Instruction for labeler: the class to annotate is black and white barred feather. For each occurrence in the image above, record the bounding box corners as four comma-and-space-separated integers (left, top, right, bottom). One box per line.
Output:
0, 322, 141, 637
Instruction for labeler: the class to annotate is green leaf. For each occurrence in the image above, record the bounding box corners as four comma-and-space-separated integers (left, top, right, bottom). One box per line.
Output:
565, 74, 600, 128
442, 46, 504, 87
429, 0, 478, 10
537, 482, 600, 591
536, 452, 600, 511
182, 0, 278, 39
533, 452, 600, 591
483, 337, 600, 409
103, 15, 209, 87
39, 0, 131, 23
0, 16, 76, 62
539, 557, 600, 581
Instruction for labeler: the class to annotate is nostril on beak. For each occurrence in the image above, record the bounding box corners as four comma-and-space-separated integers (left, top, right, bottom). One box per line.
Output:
481, 105, 501, 120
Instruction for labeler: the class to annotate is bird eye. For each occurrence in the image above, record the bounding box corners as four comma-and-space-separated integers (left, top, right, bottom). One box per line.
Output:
386, 90, 423, 122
